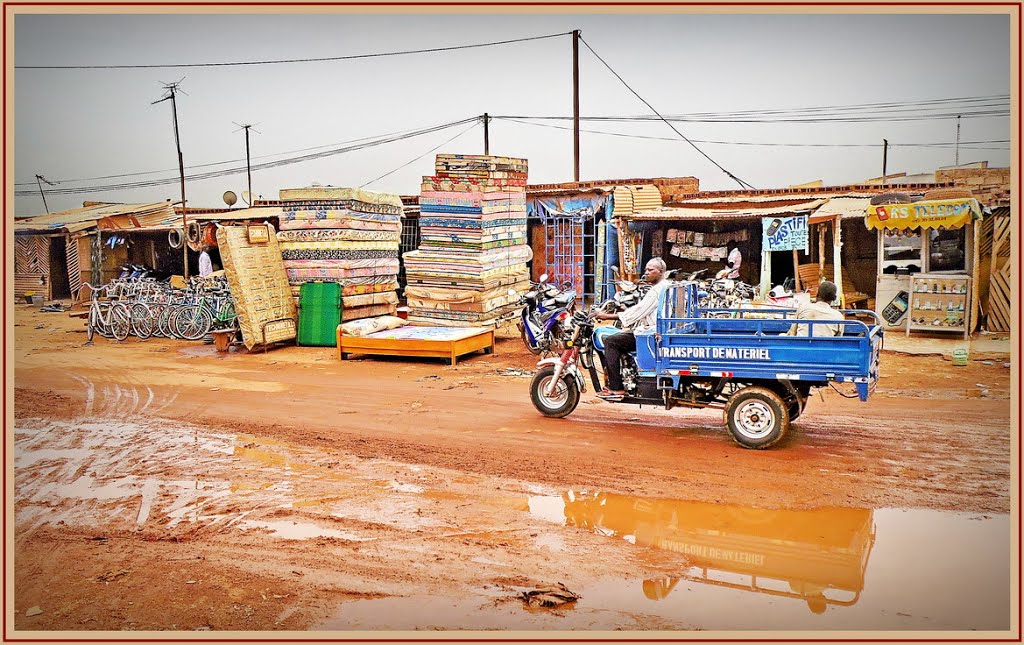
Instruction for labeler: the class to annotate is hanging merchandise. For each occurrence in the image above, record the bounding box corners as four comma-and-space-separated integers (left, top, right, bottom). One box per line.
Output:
186, 221, 204, 252
168, 228, 184, 249
202, 224, 219, 248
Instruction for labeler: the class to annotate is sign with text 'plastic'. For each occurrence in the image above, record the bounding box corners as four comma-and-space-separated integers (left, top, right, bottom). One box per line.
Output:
762, 215, 809, 252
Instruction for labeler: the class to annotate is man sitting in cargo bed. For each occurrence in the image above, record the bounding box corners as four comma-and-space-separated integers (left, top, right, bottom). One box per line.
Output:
787, 280, 845, 337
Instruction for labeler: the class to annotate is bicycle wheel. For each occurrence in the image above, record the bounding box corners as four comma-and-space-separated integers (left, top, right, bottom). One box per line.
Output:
96, 304, 113, 338
130, 302, 154, 340
86, 306, 98, 342
110, 303, 132, 341
158, 304, 179, 338
172, 305, 213, 341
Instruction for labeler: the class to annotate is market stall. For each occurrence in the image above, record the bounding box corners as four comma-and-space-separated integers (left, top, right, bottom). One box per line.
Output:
866, 196, 982, 339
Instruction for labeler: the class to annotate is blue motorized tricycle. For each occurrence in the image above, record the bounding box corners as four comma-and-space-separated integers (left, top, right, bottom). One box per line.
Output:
529, 281, 883, 449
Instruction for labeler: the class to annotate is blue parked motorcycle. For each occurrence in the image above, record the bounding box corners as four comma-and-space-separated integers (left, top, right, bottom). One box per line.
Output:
512, 273, 577, 355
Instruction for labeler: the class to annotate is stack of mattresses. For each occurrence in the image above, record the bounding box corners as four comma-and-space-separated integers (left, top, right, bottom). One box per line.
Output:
277, 187, 402, 322
403, 154, 532, 327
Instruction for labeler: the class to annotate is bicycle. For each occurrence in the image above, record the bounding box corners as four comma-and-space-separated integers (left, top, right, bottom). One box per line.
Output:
80, 283, 131, 342
170, 277, 236, 341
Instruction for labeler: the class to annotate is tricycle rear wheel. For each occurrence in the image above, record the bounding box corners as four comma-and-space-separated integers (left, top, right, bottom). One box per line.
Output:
725, 386, 789, 449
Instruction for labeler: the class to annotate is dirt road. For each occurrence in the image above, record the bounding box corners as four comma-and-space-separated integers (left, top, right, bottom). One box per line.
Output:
12, 305, 1014, 632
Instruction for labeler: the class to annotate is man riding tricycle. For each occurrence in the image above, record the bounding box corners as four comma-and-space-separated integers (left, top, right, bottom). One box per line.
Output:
528, 260, 883, 449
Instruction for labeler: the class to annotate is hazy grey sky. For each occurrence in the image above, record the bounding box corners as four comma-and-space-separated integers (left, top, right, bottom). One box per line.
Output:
13, 11, 1011, 216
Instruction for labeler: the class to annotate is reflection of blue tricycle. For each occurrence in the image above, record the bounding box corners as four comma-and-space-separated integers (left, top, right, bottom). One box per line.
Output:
529, 281, 883, 449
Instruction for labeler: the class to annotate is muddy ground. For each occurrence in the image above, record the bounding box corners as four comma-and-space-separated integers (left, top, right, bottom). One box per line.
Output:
11, 304, 1014, 633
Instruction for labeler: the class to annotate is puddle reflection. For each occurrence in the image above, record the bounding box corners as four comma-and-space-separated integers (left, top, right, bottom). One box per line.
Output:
529, 491, 1010, 629
550, 491, 873, 612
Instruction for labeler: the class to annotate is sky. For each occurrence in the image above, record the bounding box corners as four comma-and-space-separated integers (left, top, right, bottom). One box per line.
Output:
11, 11, 1012, 217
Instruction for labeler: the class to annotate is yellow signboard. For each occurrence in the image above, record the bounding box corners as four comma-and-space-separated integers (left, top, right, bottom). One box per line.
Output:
866, 198, 982, 231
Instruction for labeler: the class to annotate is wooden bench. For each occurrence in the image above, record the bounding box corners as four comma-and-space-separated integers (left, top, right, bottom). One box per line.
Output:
797, 263, 869, 309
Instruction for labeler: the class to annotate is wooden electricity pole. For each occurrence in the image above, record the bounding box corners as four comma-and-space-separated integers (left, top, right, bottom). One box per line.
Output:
153, 82, 189, 279
483, 113, 490, 155
573, 29, 581, 182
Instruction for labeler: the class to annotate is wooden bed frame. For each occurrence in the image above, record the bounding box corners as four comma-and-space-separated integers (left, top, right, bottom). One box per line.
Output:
337, 325, 494, 365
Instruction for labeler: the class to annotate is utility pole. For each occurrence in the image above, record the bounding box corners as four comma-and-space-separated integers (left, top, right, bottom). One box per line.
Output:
483, 113, 490, 155
243, 125, 253, 205
233, 122, 260, 205
572, 29, 581, 182
153, 81, 188, 279
955, 114, 962, 166
882, 139, 888, 182
34, 174, 56, 213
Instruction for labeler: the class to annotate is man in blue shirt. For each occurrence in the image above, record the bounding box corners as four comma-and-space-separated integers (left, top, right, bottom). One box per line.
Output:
593, 257, 668, 401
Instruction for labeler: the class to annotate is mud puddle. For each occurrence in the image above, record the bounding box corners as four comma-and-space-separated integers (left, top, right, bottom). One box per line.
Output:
322, 496, 1010, 631
14, 418, 1011, 632
518, 491, 1011, 631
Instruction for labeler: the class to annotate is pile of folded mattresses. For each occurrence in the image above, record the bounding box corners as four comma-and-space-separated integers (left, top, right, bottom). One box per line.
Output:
277, 186, 402, 326
403, 154, 532, 327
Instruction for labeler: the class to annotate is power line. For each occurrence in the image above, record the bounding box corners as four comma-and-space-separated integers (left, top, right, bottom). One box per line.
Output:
495, 117, 1009, 149
13, 117, 479, 196
360, 121, 481, 188
659, 94, 1010, 118
14, 122, 469, 186
578, 34, 755, 190
496, 109, 1009, 124
16, 31, 572, 70
18, 94, 1008, 187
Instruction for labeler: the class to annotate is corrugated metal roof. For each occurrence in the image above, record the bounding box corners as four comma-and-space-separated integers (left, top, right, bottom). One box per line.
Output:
812, 196, 874, 220
189, 207, 282, 221
611, 185, 662, 218
15, 202, 178, 234
672, 191, 893, 205
628, 199, 828, 221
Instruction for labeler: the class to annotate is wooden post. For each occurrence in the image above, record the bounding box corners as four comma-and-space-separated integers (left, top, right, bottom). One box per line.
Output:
818, 224, 827, 278
792, 249, 801, 291
833, 217, 844, 307
615, 218, 625, 280
91, 232, 102, 287
970, 218, 981, 333
760, 249, 772, 300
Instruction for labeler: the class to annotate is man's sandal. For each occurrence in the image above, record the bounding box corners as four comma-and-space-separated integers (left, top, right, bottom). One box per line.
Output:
596, 389, 625, 401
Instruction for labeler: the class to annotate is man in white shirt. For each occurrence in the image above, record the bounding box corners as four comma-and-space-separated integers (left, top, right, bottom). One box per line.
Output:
716, 240, 742, 279
593, 258, 668, 400
787, 280, 845, 337
198, 245, 214, 278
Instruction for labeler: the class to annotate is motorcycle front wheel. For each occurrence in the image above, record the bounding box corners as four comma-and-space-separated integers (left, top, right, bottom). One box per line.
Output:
530, 366, 580, 418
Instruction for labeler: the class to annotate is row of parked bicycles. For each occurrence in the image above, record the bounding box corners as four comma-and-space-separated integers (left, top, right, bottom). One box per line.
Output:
80, 274, 237, 343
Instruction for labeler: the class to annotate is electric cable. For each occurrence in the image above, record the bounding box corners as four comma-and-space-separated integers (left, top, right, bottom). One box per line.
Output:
12, 117, 479, 196
578, 35, 755, 190
496, 109, 1009, 124
360, 121, 481, 188
495, 116, 1009, 149
16, 31, 573, 69
19, 93, 1008, 187
14, 122, 468, 186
